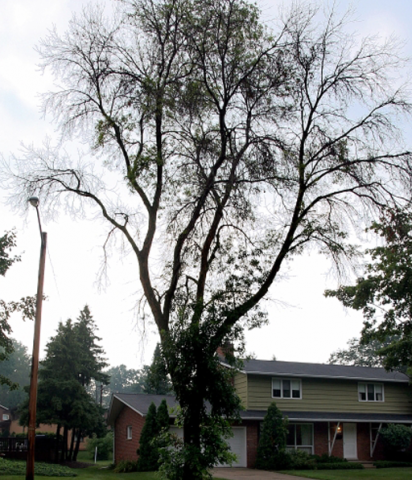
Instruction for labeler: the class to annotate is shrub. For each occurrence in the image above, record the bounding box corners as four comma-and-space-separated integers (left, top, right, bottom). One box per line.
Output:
0, 458, 77, 476
380, 424, 412, 456
86, 432, 113, 461
313, 453, 347, 464
287, 449, 315, 469
113, 460, 138, 473
255, 402, 289, 470
374, 460, 412, 468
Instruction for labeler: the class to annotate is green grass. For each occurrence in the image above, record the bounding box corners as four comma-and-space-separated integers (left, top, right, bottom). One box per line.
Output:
0, 462, 229, 480
280, 467, 412, 480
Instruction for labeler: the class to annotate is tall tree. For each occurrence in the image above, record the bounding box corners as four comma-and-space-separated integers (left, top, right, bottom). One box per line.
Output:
144, 343, 172, 395
326, 208, 412, 374
0, 339, 31, 409
4, 1, 412, 477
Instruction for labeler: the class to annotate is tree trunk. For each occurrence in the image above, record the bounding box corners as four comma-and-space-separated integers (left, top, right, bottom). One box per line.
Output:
68, 428, 75, 461
60, 426, 68, 462
55, 424, 61, 463
73, 429, 82, 462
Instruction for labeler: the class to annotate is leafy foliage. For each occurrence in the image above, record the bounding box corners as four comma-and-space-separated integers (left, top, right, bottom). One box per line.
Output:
0, 230, 36, 388
86, 432, 114, 461
0, 338, 30, 409
380, 424, 412, 454
328, 336, 399, 368
255, 402, 289, 470
0, 458, 77, 477
326, 209, 412, 372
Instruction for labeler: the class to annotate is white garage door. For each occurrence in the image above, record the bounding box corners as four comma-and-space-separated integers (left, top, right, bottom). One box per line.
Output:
168, 426, 247, 468
218, 427, 247, 467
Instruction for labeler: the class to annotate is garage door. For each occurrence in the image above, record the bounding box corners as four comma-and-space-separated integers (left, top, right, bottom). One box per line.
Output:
218, 427, 247, 467
169, 426, 247, 468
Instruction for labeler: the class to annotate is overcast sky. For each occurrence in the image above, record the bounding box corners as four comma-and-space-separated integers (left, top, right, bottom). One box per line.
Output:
1, 0, 412, 371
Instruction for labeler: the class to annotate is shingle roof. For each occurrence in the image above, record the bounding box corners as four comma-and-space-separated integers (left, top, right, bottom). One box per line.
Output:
107, 393, 178, 425
238, 359, 410, 383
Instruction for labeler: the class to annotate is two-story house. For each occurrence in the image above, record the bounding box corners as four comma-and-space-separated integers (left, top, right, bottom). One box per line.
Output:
107, 359, 412, 467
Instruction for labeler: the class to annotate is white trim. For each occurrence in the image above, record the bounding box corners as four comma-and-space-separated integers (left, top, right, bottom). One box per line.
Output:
240, 370, 408, 383
272, 378, 302, 400
358, 383, 385, 403
287, 423, 314, 454
370, 422, 382, 457
126, 425, 132, 440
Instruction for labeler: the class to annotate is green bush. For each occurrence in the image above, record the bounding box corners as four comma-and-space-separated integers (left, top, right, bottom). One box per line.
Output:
113, 460, 139, 473
374, 460, 412, 468
0, 458, 77, 476
286, 449, 315, 469
86, 432, 113, 461
255, 402, 289, 470
312, 453, 347, 464
380, 424, 412, 455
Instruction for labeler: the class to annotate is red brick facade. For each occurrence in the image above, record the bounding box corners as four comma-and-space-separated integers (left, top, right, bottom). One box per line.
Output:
114, 405, 145, 464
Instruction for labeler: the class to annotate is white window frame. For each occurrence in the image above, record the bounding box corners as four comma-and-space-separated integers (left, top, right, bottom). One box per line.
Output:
127, 425, 132, 440
358, 383, 384, 402
272, 377, 302, 399
286, 423, 314, 454
2, 414, 10, 421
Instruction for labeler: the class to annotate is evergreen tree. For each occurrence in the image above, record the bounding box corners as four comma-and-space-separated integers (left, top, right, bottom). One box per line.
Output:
20, 307, 108, 461
144, 344, 172, 395
255, 402, 289, 470
137, 402, 160, 471
157, 399, 170, 433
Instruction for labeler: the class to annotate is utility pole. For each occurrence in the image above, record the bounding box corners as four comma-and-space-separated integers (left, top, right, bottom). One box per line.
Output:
26, 198, 47, 480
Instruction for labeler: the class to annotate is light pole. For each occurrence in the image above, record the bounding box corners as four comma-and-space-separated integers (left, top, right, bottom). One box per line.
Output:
26, 196, 47, 480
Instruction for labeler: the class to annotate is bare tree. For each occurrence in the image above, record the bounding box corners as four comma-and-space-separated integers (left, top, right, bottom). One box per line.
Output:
2, 1, 412, 477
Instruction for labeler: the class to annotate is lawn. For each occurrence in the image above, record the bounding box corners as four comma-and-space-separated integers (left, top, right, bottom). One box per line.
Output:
282, 467, 412, 480
0, 462, 228, 480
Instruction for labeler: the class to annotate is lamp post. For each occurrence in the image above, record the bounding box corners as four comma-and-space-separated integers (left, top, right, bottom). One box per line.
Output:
26, 196, 47, 480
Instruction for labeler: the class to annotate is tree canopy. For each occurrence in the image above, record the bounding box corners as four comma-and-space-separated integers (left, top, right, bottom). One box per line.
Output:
3, 1, 412, 477
326, 208, 412, 374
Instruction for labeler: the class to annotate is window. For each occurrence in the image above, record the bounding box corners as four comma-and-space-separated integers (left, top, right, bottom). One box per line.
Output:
2, 414, 10, 421
286, 424, 313, 454
127, 425, 132, 440
272, 378, 301, 399
358, 383, 384, 402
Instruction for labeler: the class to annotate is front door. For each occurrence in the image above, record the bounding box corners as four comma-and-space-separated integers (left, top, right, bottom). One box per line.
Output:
343, 423, 357, 459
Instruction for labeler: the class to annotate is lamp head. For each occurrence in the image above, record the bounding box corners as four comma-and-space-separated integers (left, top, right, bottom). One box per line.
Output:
28, 196, 40, 208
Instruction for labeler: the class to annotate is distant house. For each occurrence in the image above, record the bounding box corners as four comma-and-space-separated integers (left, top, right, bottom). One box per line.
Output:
0, 404, 11, 434
107, 359, 412, 467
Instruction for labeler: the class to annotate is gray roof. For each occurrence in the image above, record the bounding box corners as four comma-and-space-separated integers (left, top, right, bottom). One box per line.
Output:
239, 359, 410, 383
240, 410, 412, 423
107, 393, 178, 425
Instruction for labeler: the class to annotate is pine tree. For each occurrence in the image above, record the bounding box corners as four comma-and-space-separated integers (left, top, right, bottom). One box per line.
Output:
137, 402, 160, 471
144, 344, 172, 395
255, 402, 289, 470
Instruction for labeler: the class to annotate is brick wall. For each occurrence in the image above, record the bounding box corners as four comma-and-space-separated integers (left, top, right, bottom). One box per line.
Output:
244, 421, 259, 467
114, 406, 145, 464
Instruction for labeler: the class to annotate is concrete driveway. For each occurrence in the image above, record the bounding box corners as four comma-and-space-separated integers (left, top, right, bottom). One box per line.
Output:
212, 468, 309, 479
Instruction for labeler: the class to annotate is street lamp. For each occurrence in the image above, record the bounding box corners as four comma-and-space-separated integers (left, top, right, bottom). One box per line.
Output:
26, 196, 47, 480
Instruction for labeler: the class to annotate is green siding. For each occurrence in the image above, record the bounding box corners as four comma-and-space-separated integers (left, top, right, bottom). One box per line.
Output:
234, 373, 248, 409
246, 374, 412, 414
